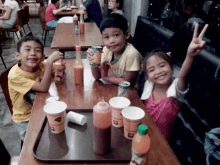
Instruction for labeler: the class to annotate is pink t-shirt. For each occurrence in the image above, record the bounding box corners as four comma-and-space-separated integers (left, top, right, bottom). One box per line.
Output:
144, 94, 180, 141
45, 4, 58, 23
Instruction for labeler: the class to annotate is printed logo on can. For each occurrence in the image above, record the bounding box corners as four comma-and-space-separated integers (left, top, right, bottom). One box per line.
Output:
90, 46, 102, 66
113, 120, 118, 125
118, 81, 130, 97
128, 133, 134, 138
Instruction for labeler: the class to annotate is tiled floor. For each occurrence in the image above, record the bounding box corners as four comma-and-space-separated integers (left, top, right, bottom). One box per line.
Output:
0, 5, 87, 160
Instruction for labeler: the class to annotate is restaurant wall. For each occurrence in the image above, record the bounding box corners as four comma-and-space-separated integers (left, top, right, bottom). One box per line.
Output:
129, 0, 149, 36
123, 0, 132, 32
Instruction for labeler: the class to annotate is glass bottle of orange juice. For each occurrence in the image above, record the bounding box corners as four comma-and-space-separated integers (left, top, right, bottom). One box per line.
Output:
79, 12, 85, 34
130, 124, 151, 165
53, 59, 65, 83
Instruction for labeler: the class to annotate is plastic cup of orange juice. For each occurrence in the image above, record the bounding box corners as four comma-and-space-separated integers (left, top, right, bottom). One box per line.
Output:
109, 97, 130, 127
44, 101, 67, 134
122, 106, 145, 140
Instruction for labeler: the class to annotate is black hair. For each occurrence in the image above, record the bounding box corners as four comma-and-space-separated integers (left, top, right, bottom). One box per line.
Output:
51, 0, 59, 4
116, 0, 123, 10
1, 0, 5, 3
100, 13, 128, 34
143, 49, 173, 74
17, 36, 44, 54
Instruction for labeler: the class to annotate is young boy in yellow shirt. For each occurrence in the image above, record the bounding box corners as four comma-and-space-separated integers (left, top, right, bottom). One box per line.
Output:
8, 36, 63, 142
87, 13, 142, 86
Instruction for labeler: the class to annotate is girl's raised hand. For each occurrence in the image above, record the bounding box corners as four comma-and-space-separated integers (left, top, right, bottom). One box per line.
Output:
187, 23, 209, 57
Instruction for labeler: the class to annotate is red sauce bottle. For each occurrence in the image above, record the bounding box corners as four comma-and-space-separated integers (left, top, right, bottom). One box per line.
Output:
93, 101, 112, 155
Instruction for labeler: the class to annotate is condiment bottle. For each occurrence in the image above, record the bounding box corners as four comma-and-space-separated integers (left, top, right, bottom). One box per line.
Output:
71, 0, 75, 6
74, 25, 80, 35
130, 125, 151, 165
73, 14, 78, 28
79, 12, 85, 34
93, 100, 111, 155
53, 59, 65, 83
67, 0, 71, 8
74, 45, 83, 85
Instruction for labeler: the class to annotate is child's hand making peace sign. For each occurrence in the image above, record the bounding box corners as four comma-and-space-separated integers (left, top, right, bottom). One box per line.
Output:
178, 23, 209, 92
187, 23, 209, 57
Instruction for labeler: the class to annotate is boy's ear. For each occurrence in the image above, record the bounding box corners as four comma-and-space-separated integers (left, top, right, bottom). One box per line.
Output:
15, 52, 20, 61
125, 30, 130, 40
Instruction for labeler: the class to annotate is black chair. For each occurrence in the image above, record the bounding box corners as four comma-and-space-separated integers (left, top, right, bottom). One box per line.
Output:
38, 7, 55, 46
0, 38, 7, 69
133, 16, 174, 57
22, 5, 32, 34
0, 139, 11, 165
169, 49, 220, 165
0, 9, 23, 40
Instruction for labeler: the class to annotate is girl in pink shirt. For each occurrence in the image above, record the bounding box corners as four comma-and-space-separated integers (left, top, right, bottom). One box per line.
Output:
141, 23, 209, 141
45, 0, 66, 28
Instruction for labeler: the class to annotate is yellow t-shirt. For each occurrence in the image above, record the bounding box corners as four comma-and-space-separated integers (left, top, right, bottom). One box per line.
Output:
8, 62, 45, 123
101, 43, 142, 78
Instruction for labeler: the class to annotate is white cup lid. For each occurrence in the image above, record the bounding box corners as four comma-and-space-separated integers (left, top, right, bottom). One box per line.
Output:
109, 97, 130, 109
44, 101, 67, 115
122, 106, 145, 120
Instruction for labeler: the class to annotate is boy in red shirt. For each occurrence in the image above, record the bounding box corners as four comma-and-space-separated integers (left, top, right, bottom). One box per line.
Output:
45, 0, 66, 28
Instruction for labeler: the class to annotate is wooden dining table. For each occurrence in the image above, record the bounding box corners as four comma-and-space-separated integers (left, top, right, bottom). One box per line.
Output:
19, 59, 180, 165
51, 23, 104, 54
57, 8, 85, 16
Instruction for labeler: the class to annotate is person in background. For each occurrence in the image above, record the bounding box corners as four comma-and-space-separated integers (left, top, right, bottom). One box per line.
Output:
81, 0, 103, 27
0, 0, 23, 29
141, 23, 208, 141
8, 36, 63, 142
45, 0, 67, 28
87, 13, 141, 86
108, 0, 124, 16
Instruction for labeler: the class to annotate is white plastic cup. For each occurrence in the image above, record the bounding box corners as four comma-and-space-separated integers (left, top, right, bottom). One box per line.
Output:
44, 101, 67, 134
122, 106, 145, 140
109, 97, 131, 127
67, 111, 87, 126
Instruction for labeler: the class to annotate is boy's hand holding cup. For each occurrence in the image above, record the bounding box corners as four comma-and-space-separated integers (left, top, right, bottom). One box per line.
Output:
86, 48, 94, 61
47, 51, 64, 65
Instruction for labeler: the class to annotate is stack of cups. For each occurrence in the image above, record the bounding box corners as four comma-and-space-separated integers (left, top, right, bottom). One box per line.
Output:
44, 101, 67, 134
109, 97, 130, 127
122, 106, 145, 140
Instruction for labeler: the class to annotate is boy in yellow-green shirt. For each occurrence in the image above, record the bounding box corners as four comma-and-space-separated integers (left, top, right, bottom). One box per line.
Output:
8, 36, 63, 141
87, 13, 142, 86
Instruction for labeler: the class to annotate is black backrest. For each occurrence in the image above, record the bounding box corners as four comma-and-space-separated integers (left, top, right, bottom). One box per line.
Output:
133, 16, 174, 57
170, 49, 220, 165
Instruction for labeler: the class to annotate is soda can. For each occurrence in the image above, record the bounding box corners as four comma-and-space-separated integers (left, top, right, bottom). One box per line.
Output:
118, 81, 130, 97
90, 46, 102, 66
